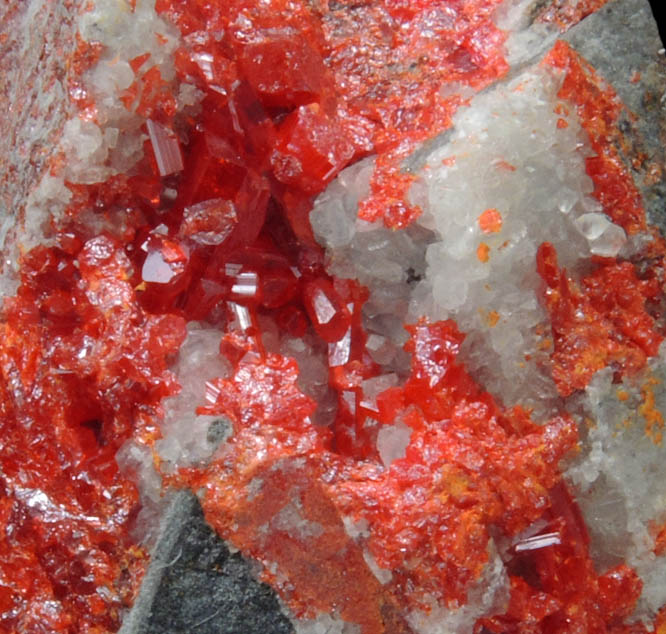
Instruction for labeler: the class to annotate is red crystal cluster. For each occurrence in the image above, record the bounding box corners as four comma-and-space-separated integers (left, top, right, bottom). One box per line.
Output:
0, 236, 185, 631
2, 1, 666, 633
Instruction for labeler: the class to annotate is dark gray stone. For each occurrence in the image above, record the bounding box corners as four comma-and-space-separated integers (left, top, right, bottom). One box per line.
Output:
563, 0, 666, 229
121, 490, 293, 634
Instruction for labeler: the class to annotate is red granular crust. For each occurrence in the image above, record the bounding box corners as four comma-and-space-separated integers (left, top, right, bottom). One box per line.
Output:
536, 0, 614, 32
537, 241, 663, 397
544, 40, 647, 235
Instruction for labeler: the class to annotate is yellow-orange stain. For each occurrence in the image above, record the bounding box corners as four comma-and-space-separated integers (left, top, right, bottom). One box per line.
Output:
479, 309, 500, 327
478, 208, 503, 234
477, 243, 490, 263
639, 377, 664, 445
616, 388, 630, 402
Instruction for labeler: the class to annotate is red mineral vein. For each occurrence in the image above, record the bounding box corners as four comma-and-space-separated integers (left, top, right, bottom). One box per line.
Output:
544, 40, 647, 235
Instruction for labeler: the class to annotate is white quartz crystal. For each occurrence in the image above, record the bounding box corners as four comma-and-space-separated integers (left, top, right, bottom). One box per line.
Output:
567, 360, 666, 622
156, 323, 231, 469
409, 67, 611, 420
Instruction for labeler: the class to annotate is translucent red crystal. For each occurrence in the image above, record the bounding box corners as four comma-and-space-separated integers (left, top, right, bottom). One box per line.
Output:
0, 236, 185, 632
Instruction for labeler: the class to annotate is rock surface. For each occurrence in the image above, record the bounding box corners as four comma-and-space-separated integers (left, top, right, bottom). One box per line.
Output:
120, 492, 293, 634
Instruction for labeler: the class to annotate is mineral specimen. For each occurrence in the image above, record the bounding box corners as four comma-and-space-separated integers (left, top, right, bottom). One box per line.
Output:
1, 0, 666, 633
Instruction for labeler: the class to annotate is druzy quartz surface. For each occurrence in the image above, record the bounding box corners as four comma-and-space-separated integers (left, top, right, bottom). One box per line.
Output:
0, 1, 665, 632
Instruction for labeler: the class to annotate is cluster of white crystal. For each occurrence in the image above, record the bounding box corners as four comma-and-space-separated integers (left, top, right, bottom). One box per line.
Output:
21, 0, 201, 254
312, 66, 631, 422
566, 358, 666, 621
409, 67, 630, 418
156, 323, 232, 470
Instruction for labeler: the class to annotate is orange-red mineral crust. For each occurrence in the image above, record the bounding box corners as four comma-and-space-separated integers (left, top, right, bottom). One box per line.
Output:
0, 235, 185, 632
537, 242, 662, 397
544, 41, 647, 236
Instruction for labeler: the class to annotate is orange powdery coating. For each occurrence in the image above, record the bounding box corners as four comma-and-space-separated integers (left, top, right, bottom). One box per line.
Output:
0, 235, 186, 632
479, 207, 503, 234
639, 377, 665, 444
544, 40, 647, 235
536, 0, 613, 32
480, 308, 501, 327
477, 242, 490, 262
536, 242, 662, 397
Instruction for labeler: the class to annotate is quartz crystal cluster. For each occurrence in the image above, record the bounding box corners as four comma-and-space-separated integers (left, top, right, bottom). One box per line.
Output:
1, 0, 666, 633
